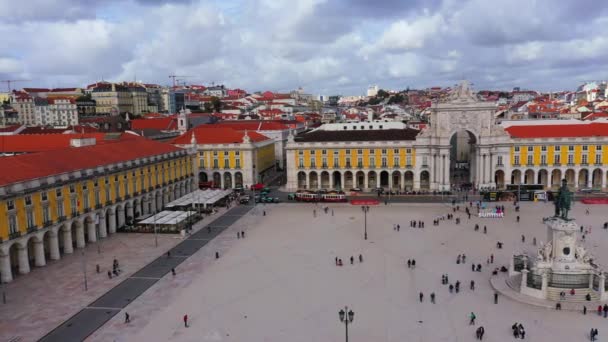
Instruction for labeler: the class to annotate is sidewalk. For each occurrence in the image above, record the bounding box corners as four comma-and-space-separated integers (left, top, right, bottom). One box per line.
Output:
0, 207, 232, 342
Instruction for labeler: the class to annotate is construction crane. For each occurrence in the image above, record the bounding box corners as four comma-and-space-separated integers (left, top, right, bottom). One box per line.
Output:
0, 79, 30, 92
168, 75, 192, 87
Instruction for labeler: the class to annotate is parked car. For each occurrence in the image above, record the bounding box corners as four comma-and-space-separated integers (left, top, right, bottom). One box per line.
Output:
239, 195, 250, 204
287, 193, 296, 200
373, 187, 384, 194
349, 187, 362, 192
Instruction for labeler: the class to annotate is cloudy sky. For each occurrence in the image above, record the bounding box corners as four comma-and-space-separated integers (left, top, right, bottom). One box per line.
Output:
1, 0, 607, 95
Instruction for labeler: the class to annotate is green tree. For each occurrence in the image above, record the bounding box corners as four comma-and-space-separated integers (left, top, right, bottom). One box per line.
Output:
203, 102, 213, 112
377, 89, 389, 98
211, 96, 222, 112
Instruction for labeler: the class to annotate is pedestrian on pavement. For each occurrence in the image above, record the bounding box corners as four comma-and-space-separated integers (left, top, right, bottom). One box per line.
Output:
449, 284, 454, 293
512, 323, 520, 338
183, 314, 189, 327
603, 304, 608, 317
407, 259, 411, 268
430, 292, 435, 304
419, 292, 424, 302
107, 270, 112, 279
167, 251, 171, 258
241, 231, 245, 238
533, 237, 537, 246
215, 252, 220, 259
470, 280, 475, 290
494, 293, 498, 304
359, 254, 363, 263
483, 226, 487, 234
477, 264, 482, 272
584, 306, 587, 315
411, 259, 416, 268
472, 263, 475, 272
350, 256, 354, 265
172, 268, 176, 276
521, 234, 525, 243
469, 312, 476, 325
237, 232, 240, 239
125, 312, 130, 323
335, 257, 338, 266
263, 210, 266, 216
517, 215, 520, 223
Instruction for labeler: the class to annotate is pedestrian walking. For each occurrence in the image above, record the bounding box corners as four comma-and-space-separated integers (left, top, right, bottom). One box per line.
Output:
598, 305, 603, 316
483, 226, 487, 234
494, 292, 498, 304
419, 292, 424, 302
470, 280, 475, 290
215, 252, 220, 259
241, 231, 245, 238
411, 259, 416, 268
183, 314, 189, 327
430, 292, 435, 304
167, 251, 171, 258
237, 232, 240, 239
359, 254, 363, 263
490, 254, 494, 263
469, 312, 476, 325
603, 304, 608, 317
517, 215, 520, 222
462, 254, 466, 263
350, 256, 354, 265
172, 268, 176, 276
335, 257, 338, 265
125, 312, 130, 323
472, 263, 475, 272
107, 270, 112, 279
512, 323, 520, 338
407, 259, 411, 268
521, 234, 525, 243
584, 306, 587, 315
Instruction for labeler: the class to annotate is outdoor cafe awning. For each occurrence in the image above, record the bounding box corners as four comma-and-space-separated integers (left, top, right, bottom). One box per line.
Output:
138, 210, 197, 225
165, 189, 232, 208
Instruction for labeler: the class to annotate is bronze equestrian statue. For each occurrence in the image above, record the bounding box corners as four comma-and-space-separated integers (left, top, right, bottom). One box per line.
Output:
554, 178, 572, 220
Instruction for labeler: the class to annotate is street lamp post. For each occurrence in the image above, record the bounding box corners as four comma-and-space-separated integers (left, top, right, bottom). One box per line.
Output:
81, 249, 88, 291
361, 206, 369, 240
338, 306, 354, 342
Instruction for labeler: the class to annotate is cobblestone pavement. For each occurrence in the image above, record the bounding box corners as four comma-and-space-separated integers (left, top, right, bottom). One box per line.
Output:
0, 207, 233, 342
88, 201, 608, 342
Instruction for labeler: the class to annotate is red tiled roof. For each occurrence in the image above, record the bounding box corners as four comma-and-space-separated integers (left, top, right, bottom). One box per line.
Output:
0, 137, 182, 186
23, 88, 50, 93
0, 133, 138, 153
172, 126, 270, 145
214, 121, 290, 131
49, 88, 78, 92
505, 122, 608, 138
583, 112, 608, 121
130, 117, 177, 131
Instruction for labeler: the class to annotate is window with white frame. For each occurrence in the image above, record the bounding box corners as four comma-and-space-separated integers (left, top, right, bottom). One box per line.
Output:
554, 154, 561, 165
57, 200, 64, 217
8, 215, 17, 234
26, 210, 35, 228
514, 155, 520, 165
393, 156, 399, 166
540, 155, 547, 165
527, 155, 533, 165
568, 154, 574, 164
582, 154, 588, 164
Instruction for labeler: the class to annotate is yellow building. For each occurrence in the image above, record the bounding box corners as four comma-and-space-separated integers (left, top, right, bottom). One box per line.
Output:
172, 125, 276, 188
0, 136, 195, 283
90, 82, 133, 115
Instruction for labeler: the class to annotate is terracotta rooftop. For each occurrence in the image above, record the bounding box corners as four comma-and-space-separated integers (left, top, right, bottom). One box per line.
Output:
505, 122, 608, 138
130, 117, 178, 131
294, 128, 420, 142
0, 133, 138, 153
172, 126, 270, 145
0, 138, 183, 187
214, 120, 291, 131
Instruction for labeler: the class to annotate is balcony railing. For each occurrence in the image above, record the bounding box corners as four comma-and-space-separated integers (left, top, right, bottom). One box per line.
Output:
406, 164, 413, 168
84, 207, 91, 213
105, 200, 113, 206
421, 164, 429, 168
581, 162, 589, 166
71, 212, 79, 218
495, 163, 504, 167
513, 163, 520, 167
554, 162, 562, 166
116, 196, 123, 201
58, 215, 67, 222
44, 220, 53, 227
321, 164, 328, 169
540, 163, 547, 167
567, 163, 575, 166
357, 164, 363, 169
27, 226, 37, 233
95, 203, 103, 209
9, 231, 21, 239
345, 164, 352, 169
124, 194, 131, 199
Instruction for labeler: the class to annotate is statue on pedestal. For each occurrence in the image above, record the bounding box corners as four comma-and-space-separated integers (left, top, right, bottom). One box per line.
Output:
554, 179, 572, 220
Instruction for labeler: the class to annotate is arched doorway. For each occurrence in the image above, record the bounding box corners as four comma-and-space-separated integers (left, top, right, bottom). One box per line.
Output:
9, 243, 20, 277
578, 169, 589, 188
198, 172, 208, 183
320, 171, 330, 189
537, 169, 548, 188
565, 169, 576, 187
450, 130, 477, 186
379, 171, 389, 188
404, 171, 414, 190
592, 169, 602, 188
420, 171, 430, 190
494, 170, 505, 189
224, 173, 232, 189
355, 171, 365, 189
297, 171, 307, 189
212, 172, 221, 188
551, 169, 562, 188
391, 171, 401, 190
332, 171, 342, 189
309, 172, 319, 189
511, 170, 522, 185
344, 171, 354, 189
368, 171, 377, 189
524, 169, 534, 185
235, 172, 243, 187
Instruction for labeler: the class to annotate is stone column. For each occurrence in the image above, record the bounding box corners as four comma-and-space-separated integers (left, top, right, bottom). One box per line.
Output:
329, 173, 334, 190
33, 240, 45, 267
63, 228, 73, 254
220, 174, 225, 189
364, 171, 369, 190
600, 274, 606, 299
87, 221, 97, 243
108, 210, 116, 234
98, 214, 107, 238
541, 272, 549, 298
587, 174, 592, 189
76, 225, 86, 248
18, 245, 30, 274
156, 194, 162, 212
589, 273, 595, 289
142, 199, 149, 216
117, 207, 125, 229
520, 269, 529, 290
48, 232, 60, 261
602, 173, 607, 190
341, 172, 345, 190
0, 253, 12, 282
388, 172, 393, 190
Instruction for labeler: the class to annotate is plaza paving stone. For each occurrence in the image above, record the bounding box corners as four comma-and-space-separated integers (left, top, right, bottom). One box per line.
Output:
87, 201, 608, 341
0, 206, 235, 342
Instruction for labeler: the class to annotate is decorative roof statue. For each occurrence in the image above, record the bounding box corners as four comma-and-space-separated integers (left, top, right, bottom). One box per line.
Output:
448, 80, 478, 102
554, 178, 573, 220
